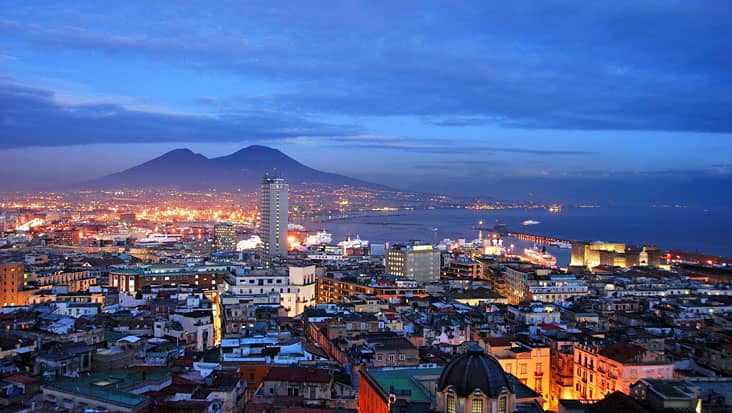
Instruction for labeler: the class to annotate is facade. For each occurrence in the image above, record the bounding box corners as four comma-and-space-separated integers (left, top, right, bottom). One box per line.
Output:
1, 262, 29, 308
316, 275, 427, 303
386, 244, 441, 284
484, 338, 551, 409
442, 258, 481, 279
222, 265, 316, 317
529, 276, 589, 303
570, 242, 662, 269
109, 264, 230, 294
28, 268, 99, 292
260, 176, 289, 258
213, 223, 237, 251
573, 342, 674, 401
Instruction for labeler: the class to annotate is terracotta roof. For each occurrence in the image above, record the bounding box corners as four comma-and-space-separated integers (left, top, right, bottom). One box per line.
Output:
598, 342, 647, 363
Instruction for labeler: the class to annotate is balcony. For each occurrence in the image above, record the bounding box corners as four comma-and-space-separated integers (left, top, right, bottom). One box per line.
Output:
534, 371, 544, 377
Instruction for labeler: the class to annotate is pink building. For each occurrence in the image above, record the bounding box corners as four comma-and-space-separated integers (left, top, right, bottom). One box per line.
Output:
573, 342, 673, 401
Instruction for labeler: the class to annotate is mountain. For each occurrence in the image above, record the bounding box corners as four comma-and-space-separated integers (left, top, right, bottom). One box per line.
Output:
84, 145, 389, 191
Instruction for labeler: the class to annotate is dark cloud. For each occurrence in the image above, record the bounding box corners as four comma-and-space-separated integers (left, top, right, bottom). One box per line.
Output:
3, 2, 732, 133
0, 81, 358, 148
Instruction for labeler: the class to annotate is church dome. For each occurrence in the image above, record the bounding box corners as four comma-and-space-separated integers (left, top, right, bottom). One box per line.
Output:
437, 344, 512, 397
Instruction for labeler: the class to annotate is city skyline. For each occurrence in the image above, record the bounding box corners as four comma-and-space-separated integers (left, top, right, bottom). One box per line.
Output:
2, 2, 732, 198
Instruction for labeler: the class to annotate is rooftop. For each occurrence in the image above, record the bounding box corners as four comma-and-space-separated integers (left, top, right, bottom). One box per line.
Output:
43, 369, 170, 407
364, 366, 443, 402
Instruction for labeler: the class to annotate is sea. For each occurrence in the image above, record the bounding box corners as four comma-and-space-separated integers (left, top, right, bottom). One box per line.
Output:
295, 206, 732, 267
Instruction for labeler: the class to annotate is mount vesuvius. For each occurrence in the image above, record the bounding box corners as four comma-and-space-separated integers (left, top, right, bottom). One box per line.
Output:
83, 145, 389, 191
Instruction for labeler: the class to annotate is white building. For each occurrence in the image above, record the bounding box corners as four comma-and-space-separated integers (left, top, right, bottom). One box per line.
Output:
261, 177, 289, 258
223, 265, 316, 317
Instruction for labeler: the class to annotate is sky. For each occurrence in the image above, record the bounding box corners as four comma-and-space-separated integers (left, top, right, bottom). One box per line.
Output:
1, 1, 732, 200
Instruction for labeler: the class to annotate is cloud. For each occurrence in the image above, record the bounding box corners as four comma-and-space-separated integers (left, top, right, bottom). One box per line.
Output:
0, 81, 358, 148
325, 137, 592, 155
3, 2, 732, 133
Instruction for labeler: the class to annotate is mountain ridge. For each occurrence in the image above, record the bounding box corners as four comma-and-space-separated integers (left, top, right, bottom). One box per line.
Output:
82, 145, 390, 191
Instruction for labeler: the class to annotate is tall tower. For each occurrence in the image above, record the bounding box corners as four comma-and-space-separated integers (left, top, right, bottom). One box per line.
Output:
260, 176, 289, 258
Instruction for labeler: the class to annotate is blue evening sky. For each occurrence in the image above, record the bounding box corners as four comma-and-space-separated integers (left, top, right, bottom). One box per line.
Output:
1, 1, 731, 192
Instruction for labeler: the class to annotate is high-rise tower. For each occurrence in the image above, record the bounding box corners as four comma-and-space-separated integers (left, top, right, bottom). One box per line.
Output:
260, 176, 289, 258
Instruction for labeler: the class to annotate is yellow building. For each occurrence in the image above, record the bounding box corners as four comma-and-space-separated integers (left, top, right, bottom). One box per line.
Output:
484, 337, 551, 410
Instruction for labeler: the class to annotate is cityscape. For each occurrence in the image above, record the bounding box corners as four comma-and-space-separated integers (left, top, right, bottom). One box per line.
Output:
2, 2, 732, 413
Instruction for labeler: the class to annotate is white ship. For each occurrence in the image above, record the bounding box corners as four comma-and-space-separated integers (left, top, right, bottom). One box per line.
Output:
135, 233, 182, 247
551, 241, 572, 249
305, 230, 333, 246
522, 220, 540, 226
338, 235, 369, 250
523, 246, 557, 267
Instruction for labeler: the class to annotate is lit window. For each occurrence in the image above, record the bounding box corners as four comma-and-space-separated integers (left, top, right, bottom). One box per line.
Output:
471, 399, 483, 413
447, 395, 456, 413
498, 395, 507, 413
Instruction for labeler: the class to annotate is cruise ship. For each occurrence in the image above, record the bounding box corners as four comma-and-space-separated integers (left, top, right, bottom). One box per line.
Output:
135, 233, 182, 247
523, 246, 557, 267
304, 230, 333, 246
521, 220, 540, 226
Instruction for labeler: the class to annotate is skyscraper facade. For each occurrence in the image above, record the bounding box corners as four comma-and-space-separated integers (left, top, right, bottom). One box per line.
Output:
385, 244, 441, 284
260, 176, 289, 258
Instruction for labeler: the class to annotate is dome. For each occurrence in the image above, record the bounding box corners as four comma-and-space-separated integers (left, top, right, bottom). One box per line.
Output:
437, 344, 512, 397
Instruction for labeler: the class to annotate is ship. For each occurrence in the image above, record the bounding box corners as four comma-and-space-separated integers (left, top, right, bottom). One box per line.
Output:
548, 204, 563, 213
550, 241, 572, 249
304, 230, 333, 246
523, 246, 557, 267
521, 220, 540, 226
135, 233, 182, 247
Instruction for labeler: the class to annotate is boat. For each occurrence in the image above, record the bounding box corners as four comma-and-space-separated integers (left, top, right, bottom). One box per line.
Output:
551, 241, 572, 249
304, 230, 333, 246
523, 246, 557, 267
548, 204, 563, 213
135, 233, 182, 247
521, 220, 540, 226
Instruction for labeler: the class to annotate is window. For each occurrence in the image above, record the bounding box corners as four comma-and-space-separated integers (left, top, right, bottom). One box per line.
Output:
471, 398, 483, 413
388, 354, 395, 362
498, 395, 507, 413
535, 378, 542, 392
399, 353, 406, 360
447, 395, 456, 413
520, 363, 527, 374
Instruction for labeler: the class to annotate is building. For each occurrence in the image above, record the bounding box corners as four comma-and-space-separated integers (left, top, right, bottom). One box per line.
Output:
41, 369, 171, 413
253, 366, 354, 409
109, 264, 230, 294
222, 264, 316, 317
359, 365, 443, 413
630, 377, 732, 413
484, 338, 551, 409
1, 262, 30, 308
437, 344, 545, 413
213, 223, 237, 252
386, 244, 441, 284
529, 276, 588, 303
507, 303, 561, 326
570, 242, 662, 269
573, 342, 674, 401
442, 258, 481, 280
261, 176, 289, 258
316, 274, 427, 303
